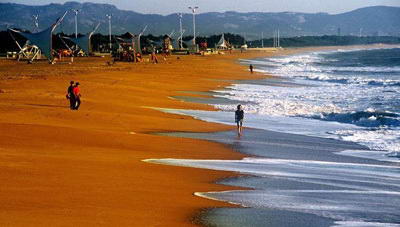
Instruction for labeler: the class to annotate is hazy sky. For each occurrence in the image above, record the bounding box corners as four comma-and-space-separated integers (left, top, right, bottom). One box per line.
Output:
2, 0, 400, 15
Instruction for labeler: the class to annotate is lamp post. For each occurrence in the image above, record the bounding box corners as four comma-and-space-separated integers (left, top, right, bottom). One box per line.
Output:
106, 14, 112, 51
72, 9, 80, 38
188, 6, 198, 46
177, 13, 183, 49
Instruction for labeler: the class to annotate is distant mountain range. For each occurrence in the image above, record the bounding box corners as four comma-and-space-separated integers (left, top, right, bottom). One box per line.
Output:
0, 2, 399, 39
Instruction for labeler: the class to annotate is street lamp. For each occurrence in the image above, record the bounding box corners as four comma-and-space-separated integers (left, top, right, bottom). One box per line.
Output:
188, 6, 198, 46
72, 9, 80, 38
177, 13, 183, 49
106, 14, 112, 51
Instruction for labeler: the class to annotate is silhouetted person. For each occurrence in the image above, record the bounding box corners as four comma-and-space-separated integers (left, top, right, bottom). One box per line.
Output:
235, 104, 244, 136
73, 82, 81, 110
66, 81, 75, 110
249, 64, 254, 74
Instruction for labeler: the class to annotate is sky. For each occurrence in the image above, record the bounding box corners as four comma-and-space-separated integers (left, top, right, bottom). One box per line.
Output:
2, 0, 400, 15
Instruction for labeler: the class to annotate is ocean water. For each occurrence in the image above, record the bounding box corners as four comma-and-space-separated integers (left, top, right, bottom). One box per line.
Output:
219, 47, 400, 157
149, 47, 400, 226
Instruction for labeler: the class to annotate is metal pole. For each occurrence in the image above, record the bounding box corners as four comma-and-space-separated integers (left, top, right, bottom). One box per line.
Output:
261, 32, 264, 48
278, 29, 280, 47
188, 6, 198, 46
71, 9, 80, 38
193, 11, 196, 45
273, 31, 275, 48
109, 18, 111, 50
178, 13, 183, 49
106, 14, 112, 51
75, 12, 78, 38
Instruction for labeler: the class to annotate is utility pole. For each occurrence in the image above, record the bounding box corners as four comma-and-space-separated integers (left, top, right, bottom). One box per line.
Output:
188, 6, 198, 46
106, 14, 112, 51
72, 9, 80, 38
178, 13, 183, 49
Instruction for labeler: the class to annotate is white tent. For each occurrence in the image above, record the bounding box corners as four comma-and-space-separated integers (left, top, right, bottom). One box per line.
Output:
216, 34, 228, 49
9, 11, 67, 62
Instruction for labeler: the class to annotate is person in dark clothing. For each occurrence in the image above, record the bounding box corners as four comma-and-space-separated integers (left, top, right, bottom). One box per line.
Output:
235, 104, 244, 135
73, 82, 81, 110
249, 64, 254, 74
66, 81, 75, 110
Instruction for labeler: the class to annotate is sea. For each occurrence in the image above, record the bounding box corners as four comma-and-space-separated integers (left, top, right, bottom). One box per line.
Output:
149, 47, 400, 226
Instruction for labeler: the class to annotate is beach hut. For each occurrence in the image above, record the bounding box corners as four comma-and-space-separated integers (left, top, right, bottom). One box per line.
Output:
8, 12, 67, 63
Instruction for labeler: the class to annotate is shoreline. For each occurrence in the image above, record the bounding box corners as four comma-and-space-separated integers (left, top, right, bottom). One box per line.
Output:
0, 44, 397, 226
146, 43, 400, 226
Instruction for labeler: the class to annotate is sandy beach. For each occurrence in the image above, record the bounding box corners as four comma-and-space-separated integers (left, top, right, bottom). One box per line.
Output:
0, 49, 275, 226
0, 44, 396, 226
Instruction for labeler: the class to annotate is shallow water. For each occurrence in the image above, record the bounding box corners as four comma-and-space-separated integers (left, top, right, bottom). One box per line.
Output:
150, 48, 400, 226
219, 47, 400, 154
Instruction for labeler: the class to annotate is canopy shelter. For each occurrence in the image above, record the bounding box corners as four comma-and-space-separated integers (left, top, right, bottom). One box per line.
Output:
183, 38, 195, 49
165, 31, 182, 50
149, 40, 163, 49
66, 23, 100, 56
133, 25, 147, 54
8, 12, 67, 62
8, 31, 42, 61
172, 38, 180, 50
216, 34, 228, 49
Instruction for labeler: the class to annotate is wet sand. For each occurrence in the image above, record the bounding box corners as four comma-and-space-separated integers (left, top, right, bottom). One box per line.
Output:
0, 44, 395, 226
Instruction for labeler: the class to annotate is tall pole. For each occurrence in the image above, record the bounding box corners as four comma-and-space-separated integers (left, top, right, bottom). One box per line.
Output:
273, 30, 276, 48
278, 29, 280, 47
72, 9, 79, 38
178, 13, 183, 49
106, 14, 112, 51
188, 6, 198, 46
261, 32, 264, 48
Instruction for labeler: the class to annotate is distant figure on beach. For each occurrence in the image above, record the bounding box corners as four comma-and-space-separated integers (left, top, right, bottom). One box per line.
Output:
249, 64, 254, 74
235, 105, 244, 135
66, 81, 75, 110
151, 52, 158, 64
73, 82, 81, 110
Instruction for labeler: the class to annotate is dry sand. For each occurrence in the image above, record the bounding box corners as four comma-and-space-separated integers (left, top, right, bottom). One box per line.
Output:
0, 44, 394, 226
0, 50, 272, 226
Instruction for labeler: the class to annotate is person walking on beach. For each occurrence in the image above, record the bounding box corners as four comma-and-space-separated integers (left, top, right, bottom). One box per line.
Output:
73, 82, 81, 110
66, 81, 75, 110
235, 104, 244, 136
249, 64, 254, 74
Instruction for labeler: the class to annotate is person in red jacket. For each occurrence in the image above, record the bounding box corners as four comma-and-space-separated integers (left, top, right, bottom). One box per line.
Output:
73, 82, 81, 110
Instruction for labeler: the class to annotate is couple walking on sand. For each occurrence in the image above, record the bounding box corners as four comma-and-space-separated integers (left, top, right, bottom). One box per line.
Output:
66, 81, 81, 110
